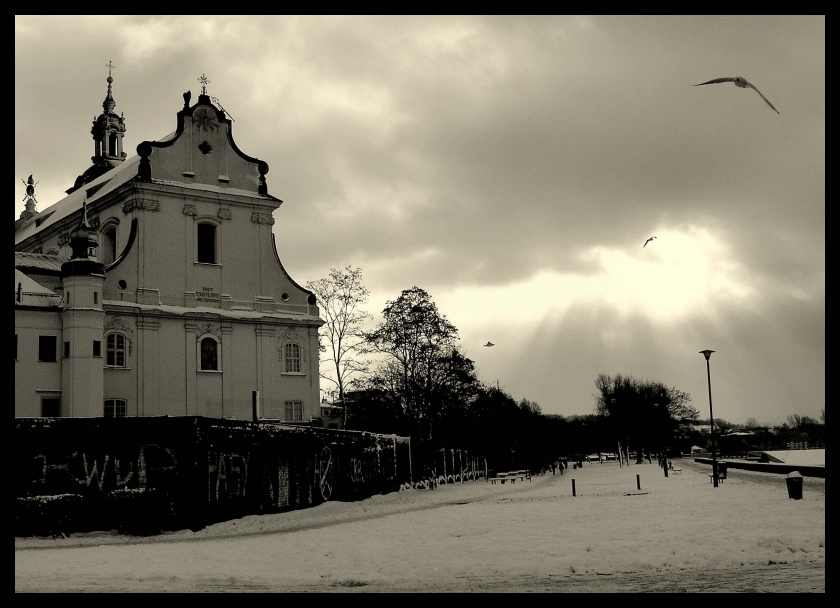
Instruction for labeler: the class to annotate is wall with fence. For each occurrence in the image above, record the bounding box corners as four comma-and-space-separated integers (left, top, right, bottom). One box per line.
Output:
15, 417, 485, 537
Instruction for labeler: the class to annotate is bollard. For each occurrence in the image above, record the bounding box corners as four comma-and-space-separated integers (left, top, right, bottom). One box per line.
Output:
636, 474, 641, 490
572, 479, 576, 497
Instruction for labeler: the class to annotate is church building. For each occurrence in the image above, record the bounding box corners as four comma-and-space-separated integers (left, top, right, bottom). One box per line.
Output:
15, 70, 324, 422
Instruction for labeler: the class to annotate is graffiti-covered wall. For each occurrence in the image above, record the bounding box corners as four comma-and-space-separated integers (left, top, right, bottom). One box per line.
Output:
15, 417, 413, 537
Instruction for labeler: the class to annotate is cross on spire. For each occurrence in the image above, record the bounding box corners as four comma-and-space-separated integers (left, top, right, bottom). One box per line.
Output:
198, 73, 210, 95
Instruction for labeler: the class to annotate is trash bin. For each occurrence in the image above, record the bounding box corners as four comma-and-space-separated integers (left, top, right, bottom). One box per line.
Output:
785, 471, 803, 500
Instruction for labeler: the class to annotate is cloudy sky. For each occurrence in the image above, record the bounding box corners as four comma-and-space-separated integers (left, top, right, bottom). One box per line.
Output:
15, 15, 824, 426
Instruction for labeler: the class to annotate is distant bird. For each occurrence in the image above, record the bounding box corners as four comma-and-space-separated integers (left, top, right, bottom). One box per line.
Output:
695, 76, 780, 114
483, 342, 495, 347
643, 236, 657, 248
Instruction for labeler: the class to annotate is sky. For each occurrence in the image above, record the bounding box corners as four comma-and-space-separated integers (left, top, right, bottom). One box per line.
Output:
14, 15, 825, 427
14, 456, 826, 592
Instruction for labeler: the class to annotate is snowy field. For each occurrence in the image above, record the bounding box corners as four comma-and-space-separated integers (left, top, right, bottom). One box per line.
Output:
15, 458, 825, 593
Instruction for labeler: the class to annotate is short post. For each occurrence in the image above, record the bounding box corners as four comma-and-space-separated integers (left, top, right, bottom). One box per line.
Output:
572, 479, 576, 497
662, 457, 669, 477
636, 474, 641, 490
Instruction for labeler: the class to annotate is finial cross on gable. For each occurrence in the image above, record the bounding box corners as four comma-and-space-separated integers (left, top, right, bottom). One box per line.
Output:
198, 73, 210, 95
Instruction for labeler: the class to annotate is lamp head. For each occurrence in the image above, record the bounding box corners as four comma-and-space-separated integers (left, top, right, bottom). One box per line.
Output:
699, 349, 715, 361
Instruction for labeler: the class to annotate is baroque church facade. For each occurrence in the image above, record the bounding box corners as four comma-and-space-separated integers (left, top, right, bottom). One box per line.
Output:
15, 71, 324, 422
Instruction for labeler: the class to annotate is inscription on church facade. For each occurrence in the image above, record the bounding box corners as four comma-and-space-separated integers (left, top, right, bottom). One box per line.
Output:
196, 286, 220, 303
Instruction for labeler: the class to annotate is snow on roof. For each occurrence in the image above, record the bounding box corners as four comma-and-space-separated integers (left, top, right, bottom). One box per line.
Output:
15, 156, 141, 246
14, 268, 61, 308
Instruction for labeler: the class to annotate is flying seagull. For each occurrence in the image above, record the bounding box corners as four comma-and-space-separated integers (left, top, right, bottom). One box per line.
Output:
483, 342, 495, 347
644, 236, 656, 248
695, 76, 780, 114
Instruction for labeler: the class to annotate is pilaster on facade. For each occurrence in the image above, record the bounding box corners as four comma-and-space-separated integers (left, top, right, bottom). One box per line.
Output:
136, 287, 161, 305
255, 295, 275, 312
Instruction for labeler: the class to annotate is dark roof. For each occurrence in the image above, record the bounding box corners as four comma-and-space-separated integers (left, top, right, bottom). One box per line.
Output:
14, 251, 67, 273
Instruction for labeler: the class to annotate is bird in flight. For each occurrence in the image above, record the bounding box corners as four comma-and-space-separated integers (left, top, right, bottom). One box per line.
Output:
643, 236, 656, 248
483, 342, 495, 347
695, 76, 780, 114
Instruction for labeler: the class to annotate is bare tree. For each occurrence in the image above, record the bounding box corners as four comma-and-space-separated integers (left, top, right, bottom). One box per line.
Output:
306, 266, 372, 427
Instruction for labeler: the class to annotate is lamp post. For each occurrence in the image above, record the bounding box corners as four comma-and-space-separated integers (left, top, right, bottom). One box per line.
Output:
699, 349, 718, 488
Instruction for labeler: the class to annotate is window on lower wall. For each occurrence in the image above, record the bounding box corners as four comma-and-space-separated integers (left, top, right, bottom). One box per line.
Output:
284, 400, 303, 421
39, 335, 57, 362
104, 399, 127, 418
106, 333, 127, 367
284, 343, 301, 373
41, 397, 61, 417
200, 337, 219, 371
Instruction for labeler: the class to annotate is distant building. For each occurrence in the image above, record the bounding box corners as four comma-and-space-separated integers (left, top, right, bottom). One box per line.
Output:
319, 398, 346, 430
15, 69, 323, 421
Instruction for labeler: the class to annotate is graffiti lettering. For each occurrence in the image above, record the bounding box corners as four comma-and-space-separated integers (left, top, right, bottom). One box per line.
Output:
207, 452, 249, 502
81, 453, 110, 490
25, 446, 172, 493
317, 446, 334, 501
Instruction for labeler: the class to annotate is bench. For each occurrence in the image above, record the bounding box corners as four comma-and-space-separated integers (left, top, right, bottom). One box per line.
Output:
489, 470, 531, 484
671, 468, 683, 474
489, 473, 515, 484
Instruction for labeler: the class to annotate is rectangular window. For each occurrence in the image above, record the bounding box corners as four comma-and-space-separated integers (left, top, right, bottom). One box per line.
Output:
104, 399, 127, 418
106, 333, 126, 367
41, 397, 61, 417
94, 292, 98, 305
93, 340, 102, 357
64, 341, 70, 358
284, 400, 304, 421
197, 223, 217, 264
284, 343, 301, 373
38, 336, 57, 362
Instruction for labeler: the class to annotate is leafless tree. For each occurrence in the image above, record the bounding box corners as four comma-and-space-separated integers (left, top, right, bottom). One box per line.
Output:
306, 266, 372, 427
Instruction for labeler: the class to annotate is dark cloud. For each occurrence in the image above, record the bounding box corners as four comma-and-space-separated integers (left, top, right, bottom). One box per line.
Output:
15, 15, 824, 424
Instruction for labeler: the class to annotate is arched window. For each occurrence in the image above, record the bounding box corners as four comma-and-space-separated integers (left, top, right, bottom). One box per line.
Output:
105, 333, 127, 367
284, 343, 301, 373
284, 400, 303, 421
200, 336, 219, 371
100, 221, 118, 266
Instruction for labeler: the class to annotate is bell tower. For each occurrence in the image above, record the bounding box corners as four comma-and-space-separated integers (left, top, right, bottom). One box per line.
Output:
66, 61, 127, 194
60, 200, 106, 417
92, 60, 126, 166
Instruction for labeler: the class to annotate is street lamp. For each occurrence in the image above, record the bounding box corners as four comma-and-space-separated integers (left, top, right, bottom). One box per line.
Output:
699, 349, 719, 488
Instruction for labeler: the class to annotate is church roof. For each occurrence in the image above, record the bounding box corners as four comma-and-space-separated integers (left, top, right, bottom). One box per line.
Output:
14, 251, 67, 273
14, 268, 61, 308
15, 155, 141, 246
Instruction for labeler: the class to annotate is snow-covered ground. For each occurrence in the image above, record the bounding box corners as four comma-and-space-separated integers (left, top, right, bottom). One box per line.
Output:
15, 458, 825, 592
759, 449, 825, 466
